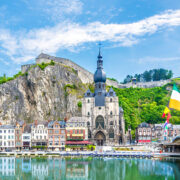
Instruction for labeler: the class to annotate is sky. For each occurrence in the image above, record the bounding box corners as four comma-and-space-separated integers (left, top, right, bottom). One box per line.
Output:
0, 0, 180, 82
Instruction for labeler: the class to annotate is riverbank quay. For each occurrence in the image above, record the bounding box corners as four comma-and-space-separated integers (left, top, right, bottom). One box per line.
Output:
0, 151, 179, 158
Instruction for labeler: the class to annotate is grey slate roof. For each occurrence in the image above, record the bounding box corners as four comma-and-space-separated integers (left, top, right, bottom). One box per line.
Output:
107, 87, 116, 97
0, 125, 15, 129
48, 121, 66, 128
138, 122, 150, 128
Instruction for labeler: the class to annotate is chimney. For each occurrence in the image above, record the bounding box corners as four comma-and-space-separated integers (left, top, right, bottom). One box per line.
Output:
34, 120, 38, 126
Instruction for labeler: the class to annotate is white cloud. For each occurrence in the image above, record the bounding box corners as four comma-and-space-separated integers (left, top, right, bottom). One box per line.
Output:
1, 9, 180, 63
22, 0, 83, 22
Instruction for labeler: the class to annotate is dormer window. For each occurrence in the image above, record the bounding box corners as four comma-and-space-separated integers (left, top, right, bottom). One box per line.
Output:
110, 92, 113, 96
87, 93, 90, 96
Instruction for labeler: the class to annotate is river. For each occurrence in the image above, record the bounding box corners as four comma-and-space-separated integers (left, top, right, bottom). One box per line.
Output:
0, 157, 179, 179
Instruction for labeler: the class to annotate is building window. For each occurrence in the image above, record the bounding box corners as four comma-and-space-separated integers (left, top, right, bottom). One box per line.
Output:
98, 92, 102, 96
87, 93, 90, 96
87, 121, 90, 126
99, 83, 101, 88
55, 130, 59, 134
88, 99, 90, 103
109, 129, 114, 138
88, 112, 90, 116
110, 98, 112, 102
0, 130, 2, 133
88, 130, 91, 138
110, 111, 113, 116
110, 121, 113, 126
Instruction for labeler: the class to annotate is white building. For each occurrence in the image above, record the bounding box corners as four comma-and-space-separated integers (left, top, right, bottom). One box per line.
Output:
22, 133, 31, 149
0, 125, 15, 150
31, 121, 48, 147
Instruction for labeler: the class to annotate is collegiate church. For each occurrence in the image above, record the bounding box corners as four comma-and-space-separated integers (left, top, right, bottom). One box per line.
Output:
82, 49, 125, 146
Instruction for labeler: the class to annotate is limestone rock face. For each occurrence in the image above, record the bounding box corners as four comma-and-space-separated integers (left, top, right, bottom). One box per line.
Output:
0, 63, 84, 124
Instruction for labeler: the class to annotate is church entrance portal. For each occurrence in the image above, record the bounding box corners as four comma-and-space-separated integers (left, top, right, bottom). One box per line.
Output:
95, 131, 106, 146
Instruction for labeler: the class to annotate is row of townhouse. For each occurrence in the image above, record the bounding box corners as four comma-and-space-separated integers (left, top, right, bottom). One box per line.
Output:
136, 122, 180, 144
0, 120, 66, 151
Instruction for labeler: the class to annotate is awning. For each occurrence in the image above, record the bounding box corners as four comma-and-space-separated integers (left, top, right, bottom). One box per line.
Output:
72, 134, 83, 137
66, 141, 93, 145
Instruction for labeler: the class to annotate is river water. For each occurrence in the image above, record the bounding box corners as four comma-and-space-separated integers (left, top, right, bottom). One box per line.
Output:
0, 157, 179, 180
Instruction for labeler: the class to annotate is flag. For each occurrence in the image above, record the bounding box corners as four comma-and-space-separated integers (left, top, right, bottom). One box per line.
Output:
164, 121, 168, 128
169, 84, 180, 111
166, 112, 171, 123
162, 107, 170, 118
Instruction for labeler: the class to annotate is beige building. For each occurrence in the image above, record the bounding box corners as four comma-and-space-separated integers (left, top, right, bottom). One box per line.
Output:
66, 117, 88, 141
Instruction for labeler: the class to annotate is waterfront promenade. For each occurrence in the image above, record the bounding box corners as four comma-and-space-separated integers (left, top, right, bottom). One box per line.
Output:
0, 150, 180, 158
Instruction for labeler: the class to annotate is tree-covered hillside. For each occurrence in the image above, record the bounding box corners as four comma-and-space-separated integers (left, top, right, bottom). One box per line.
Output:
123, 68, 173, 84
112, 81, 180, 132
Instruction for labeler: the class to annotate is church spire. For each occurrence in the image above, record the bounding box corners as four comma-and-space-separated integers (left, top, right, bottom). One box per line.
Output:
97, 43, 103, 69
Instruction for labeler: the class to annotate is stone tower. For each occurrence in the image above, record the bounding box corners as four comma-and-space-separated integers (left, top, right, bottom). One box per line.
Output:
82, 49, 125, 146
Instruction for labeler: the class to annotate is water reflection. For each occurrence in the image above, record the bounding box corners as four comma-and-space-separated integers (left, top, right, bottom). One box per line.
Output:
0, 157, 179, 180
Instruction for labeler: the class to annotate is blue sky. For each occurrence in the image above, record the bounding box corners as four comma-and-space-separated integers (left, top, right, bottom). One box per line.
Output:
0, 0, 180, 82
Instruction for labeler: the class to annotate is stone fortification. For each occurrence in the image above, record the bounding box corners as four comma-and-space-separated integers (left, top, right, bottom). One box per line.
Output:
118, 79, 171, 89
26, 53, 119, 87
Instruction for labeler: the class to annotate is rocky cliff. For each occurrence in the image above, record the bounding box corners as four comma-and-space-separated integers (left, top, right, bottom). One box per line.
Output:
0, 61, 88, 124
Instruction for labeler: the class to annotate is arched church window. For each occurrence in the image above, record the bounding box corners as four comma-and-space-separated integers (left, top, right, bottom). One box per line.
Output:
88, 129, 91, 138
88, 112, 90, 116
110, 111, 113, 116
96, 116, 104, 129
110, 121, 113, 126
87, 121, 90, 126
109, 129, 114, 138
88, 99, 90, 103
110, 98, 112, 102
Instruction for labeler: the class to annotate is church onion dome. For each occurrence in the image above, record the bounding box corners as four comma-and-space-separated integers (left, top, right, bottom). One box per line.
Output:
94, 69, 106, 83
107, 87, 116, 97
94, 47, 106, 83
138, 122, 150, 128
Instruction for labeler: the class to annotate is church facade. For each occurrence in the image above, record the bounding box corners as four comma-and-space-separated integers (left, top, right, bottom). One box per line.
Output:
82, 50, 125, 146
